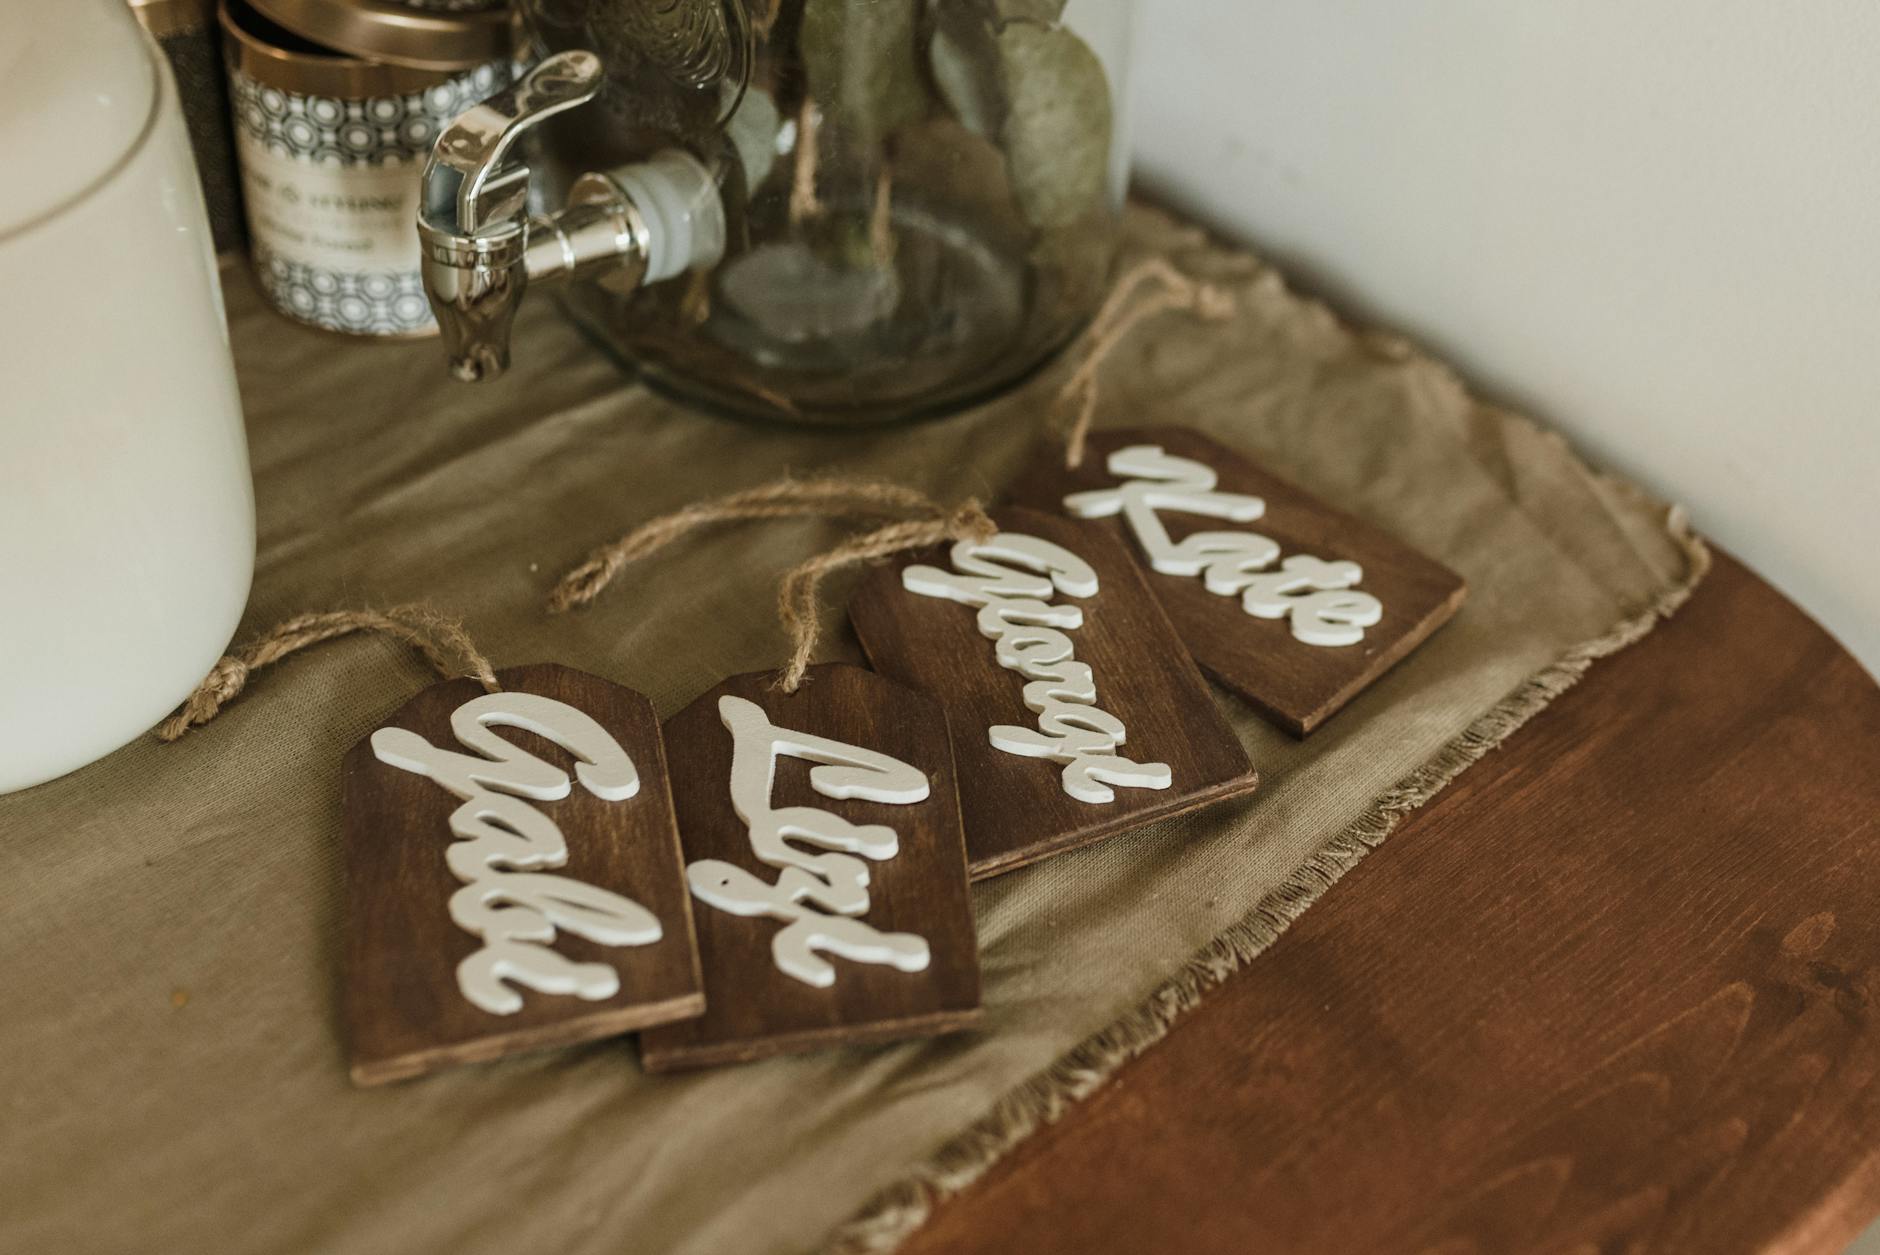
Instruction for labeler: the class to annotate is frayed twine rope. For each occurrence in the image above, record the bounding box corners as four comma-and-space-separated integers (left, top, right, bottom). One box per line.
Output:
773, 501, 993, 693
548, 478, 943, 612
157, 606, 499, 742
549, 477, 995, 694
1055, 257, 1238, 470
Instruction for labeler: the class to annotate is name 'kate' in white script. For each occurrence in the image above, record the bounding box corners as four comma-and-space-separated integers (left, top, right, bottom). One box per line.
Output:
1065, 445, 1384, 648
902, 531, 1173, 805
372, 693, 662, 1017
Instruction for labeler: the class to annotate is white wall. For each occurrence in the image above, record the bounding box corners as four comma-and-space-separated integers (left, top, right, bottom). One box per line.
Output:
1131, 0, 1880, 674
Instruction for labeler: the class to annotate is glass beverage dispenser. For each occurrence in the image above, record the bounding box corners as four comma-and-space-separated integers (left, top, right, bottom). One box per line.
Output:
418, 0, 1136, 425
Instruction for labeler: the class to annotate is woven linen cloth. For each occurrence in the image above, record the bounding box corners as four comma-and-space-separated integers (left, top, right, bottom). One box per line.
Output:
0, 206, 1703, 1255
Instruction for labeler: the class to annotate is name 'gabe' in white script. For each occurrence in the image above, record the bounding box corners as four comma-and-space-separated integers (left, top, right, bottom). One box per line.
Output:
902, 531, 1173, 805
371, 693, 662, 1017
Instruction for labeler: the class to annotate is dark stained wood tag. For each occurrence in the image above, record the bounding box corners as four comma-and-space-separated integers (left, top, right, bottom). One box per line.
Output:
639, 664, 981, 1073
848, 506, 1260, 879
341, 664, 704, 1086
1009, 427, 1468, 737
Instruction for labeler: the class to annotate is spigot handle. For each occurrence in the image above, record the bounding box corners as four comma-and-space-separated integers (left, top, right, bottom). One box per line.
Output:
417, 49, 727, 384
422, 52, 605, 236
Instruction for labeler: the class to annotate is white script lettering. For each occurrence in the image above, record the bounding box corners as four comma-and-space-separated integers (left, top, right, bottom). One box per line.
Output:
687, 696, 931, 988
1241, 555, 1383, 647
1065, 444, 1383, 646
371, 692, 661, 1016
902, 531, 1173, 804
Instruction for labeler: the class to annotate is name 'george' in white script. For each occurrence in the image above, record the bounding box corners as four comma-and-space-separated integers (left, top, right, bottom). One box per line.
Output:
902, 530, 1174, 805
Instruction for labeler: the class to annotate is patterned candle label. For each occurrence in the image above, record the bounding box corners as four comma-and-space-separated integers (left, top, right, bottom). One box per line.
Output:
228, 62, 511, 337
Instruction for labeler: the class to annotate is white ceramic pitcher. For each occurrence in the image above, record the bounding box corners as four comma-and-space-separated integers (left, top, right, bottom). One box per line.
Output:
0, 0, 254, 794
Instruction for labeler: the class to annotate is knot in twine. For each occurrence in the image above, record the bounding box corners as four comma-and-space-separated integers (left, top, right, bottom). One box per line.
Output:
158, 606, 499, 742
773, 498, 994, 693
1056, 257, 1237, 470
549, 477, 995, 694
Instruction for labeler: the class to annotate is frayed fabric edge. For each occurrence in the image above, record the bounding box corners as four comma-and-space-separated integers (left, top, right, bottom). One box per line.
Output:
817, 508, 1712, 1255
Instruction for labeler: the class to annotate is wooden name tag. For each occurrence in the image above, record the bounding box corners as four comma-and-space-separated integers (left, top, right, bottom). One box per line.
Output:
640, 664, 981, 1072
1010, 427, 1468, 736
341, 664, 703, 1086
849, 506, 1260, 879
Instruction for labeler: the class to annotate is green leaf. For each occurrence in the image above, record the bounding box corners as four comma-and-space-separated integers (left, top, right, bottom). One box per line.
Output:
928, 2, 1006, 138
799, 0, 931, 152
997, 23, 1113, 231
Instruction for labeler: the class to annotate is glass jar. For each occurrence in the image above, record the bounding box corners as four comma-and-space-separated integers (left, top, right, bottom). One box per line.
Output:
521, 0, 1136, 426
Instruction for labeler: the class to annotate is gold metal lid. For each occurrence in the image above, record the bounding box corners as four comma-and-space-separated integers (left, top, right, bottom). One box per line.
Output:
244, 0, 512, 72
220, 0, 461, 95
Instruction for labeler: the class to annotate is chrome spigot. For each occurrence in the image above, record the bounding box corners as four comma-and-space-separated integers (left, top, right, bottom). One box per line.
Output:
418, 51, 726, 382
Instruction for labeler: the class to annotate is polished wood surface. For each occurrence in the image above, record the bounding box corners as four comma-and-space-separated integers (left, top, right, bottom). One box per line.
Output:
641, 665, 981, 1072
851, 506, 1260, 879
342, 665, 702, 1087
1010, 426, 1468, 737
900, 552, 1880, 1255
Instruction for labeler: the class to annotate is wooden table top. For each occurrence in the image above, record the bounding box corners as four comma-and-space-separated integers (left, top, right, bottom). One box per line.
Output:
900, 552, 1880, 1255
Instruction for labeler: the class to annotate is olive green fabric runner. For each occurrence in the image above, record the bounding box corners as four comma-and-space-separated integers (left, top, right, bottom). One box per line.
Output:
0, 207, 1703, 1255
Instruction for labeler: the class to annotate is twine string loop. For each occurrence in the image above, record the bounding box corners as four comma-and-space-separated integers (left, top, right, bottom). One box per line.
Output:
550, 477, 995, 694
549, 478, 941, 614
158, 606, 499, 742
1056, 257, 1237, 470
772, 498, 994, 694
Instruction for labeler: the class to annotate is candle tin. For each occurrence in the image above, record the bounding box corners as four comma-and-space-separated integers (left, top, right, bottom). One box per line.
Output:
219, 0, 514, 336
